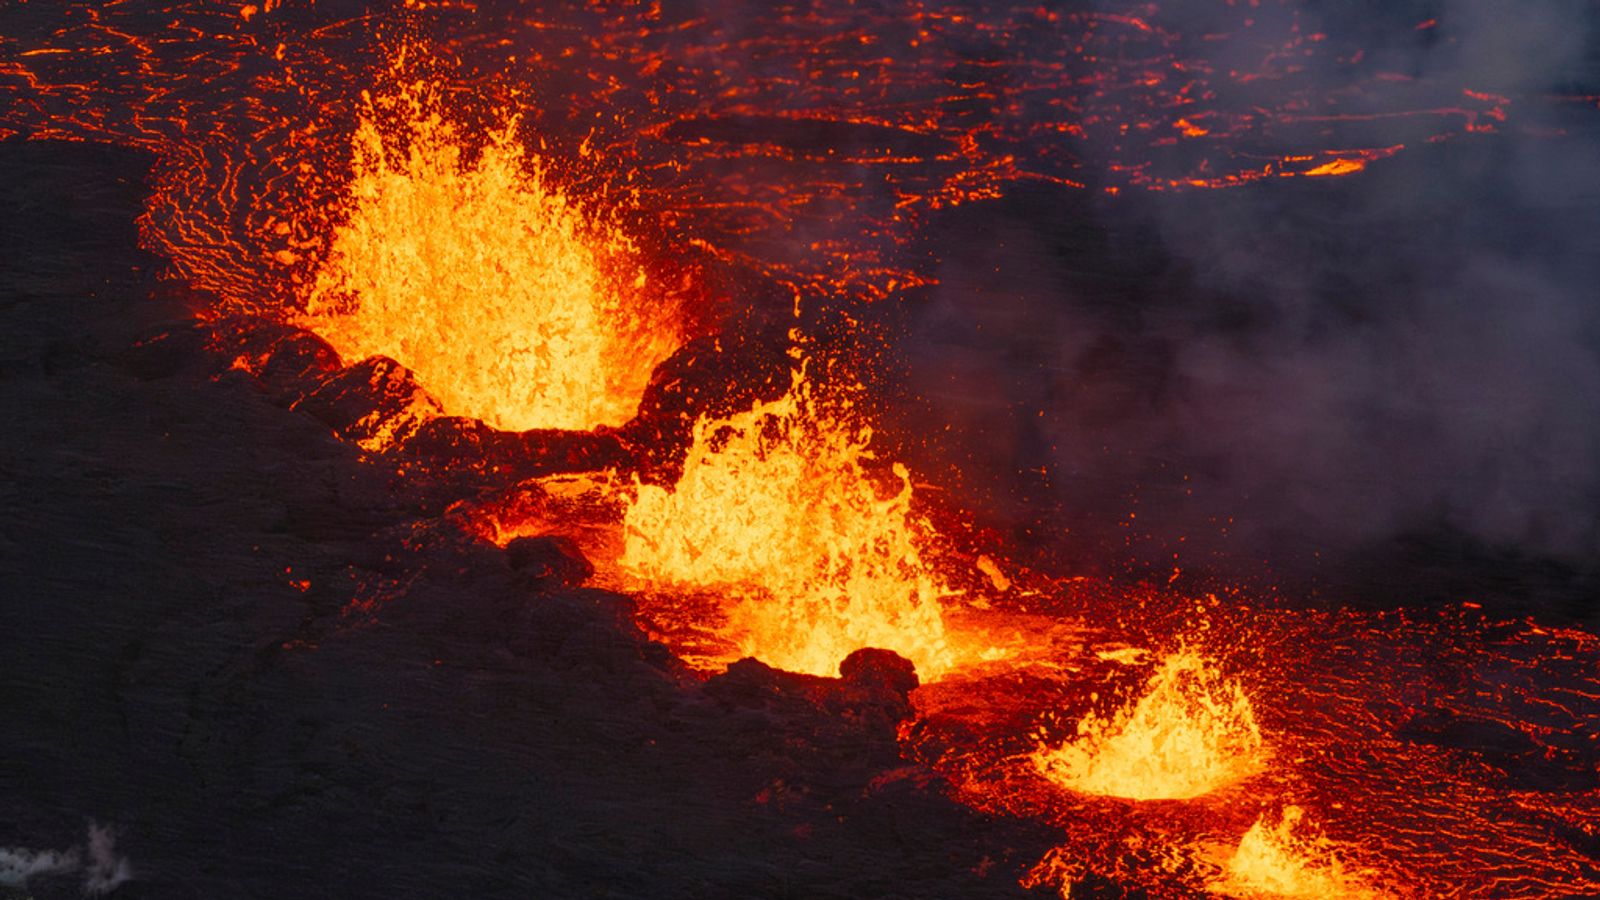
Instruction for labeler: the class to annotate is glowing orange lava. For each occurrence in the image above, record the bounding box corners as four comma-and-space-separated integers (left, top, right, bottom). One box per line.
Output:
1302, 158, 1370, 178
6, 7, 1597, 898
1034, 648, 1264, 800
1215, 806, 1387, 898
618, 359, 953, 678
301, 66, 678, 434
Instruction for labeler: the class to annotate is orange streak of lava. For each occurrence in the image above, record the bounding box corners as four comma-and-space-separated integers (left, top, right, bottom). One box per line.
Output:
1302, 157, 1369, 177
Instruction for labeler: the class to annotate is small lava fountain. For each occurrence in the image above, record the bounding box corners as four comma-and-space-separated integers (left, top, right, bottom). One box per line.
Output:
1215, 806, 1386, 899
1034, 649, 1264, 800
619, 357, 954, 678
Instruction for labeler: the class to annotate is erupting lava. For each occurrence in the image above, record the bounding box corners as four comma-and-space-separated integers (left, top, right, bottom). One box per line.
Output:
6, 3, 1599, 897
1216, 806, 1385, 899
301, 71, 678, 433
1034, 649, 1264, 800
619, 360, 953, 678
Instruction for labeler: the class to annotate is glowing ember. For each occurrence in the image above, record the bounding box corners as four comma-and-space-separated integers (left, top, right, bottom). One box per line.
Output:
619, 360, 953, 678
1216, 806, 1385, 898
301, 67, 678, 434
1034, 649, 1264, 800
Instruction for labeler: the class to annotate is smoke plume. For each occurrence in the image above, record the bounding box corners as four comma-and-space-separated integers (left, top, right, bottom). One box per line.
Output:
899, 0, 1600, 608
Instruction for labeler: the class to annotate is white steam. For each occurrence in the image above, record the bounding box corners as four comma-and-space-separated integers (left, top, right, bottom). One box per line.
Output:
0, 823, 132, 896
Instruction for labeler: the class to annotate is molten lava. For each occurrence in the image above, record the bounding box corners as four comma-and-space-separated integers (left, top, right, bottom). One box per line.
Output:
6, 4, 1599, 897
1216, 806, 1385, 899
619, 361, 953, 678
301, 73, 678, 433
1034, 649, 1264, 800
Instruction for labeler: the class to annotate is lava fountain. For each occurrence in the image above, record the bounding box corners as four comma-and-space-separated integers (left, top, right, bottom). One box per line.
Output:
4, 4, 1597, 897
301, 66, 679, 433
1215, 806, 1387, 899
1034, 648, 1264, 800
619, 358, 954, 678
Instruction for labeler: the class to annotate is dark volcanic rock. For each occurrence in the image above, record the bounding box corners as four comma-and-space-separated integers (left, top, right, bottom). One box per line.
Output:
116, 319, 212, 381
293, 354, 434, 443
254, 329, 342, 396
840, 646, 920, 694
197, 317, 345, 403
705, 651, 917, 750
504, 535, 594, 589
840, 647, 921, 720
404, 416, 633, 476
620, 332, 793, 484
